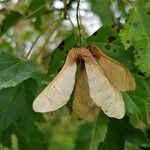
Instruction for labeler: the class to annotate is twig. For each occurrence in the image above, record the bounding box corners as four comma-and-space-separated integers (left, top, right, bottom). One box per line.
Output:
63, 0, 67, 19
76, 0, 82, 47
24, 1, 54, 19
67, 13, 77, 31
24, 5, 45, 19
25, 34, 41, 60
63, 0, 74, 18
67, 12, 86, 42
35, 31, 55, 60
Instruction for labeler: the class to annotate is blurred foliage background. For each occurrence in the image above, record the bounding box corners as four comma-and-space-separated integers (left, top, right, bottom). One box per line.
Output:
0, 0, 150, 150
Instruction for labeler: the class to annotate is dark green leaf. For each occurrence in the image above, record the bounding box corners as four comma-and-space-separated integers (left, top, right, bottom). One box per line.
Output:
124, 141, 141, 150
99, 119, 125, 150
0, 78, 46, 149
16, 113, 47, 150
48, 34, 78, 75
90, 113, 109, 150
0, 84, 26, 130
0, 11, 23, 36
16, 78, 47, 150
99, 118, 150, 150
29, 0, 46, 13
91, 0, 113, 26
74, 123, 94, 150
125, 124, 150, 147
0, 53, 37, 89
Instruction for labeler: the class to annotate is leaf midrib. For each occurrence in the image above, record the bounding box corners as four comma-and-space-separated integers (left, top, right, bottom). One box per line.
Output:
0, 61, 21, 74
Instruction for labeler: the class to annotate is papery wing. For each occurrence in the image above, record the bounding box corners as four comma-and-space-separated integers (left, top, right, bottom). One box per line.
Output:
33, 49, 77, 112
73, 65, 99, 120
85, 59, 125, 119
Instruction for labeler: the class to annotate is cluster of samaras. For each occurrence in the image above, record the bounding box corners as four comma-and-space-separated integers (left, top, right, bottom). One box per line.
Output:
33, 45, 136, 120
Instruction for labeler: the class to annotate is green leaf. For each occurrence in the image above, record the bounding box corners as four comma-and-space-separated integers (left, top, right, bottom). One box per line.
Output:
86, 26, 135, 71
90, 113, 109, 150
16, 113, 46, 150
117, 0, 127, 18
99, 118, 150, 150
124, 75, 149, 124
31, 72, 51, 83
0, 78, 46, 149
0, 79, 41, 132
0, 11, 23, 36
125, 123, 150, 147
74, 123, 94, 150
74, 118, 150, 150
99, 119, 125, 150
29, 0, 46, 13
0, 40, 13, 54
120, 0, 150, 73
0, 84, 26, 130
15, 78, 47, 150
0, 53, 37, 89
28, 0, 48, 31
91, 0, 113, 26
125, 141, 141, 150
48, 34, 78, 75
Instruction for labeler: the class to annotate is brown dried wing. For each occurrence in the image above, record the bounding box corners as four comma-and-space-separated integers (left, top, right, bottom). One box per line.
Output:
87, 45, 136, 92
84, 50, 125, 119
73, 64, 99, 120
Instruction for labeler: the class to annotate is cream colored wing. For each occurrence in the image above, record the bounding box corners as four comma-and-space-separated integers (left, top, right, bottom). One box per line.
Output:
33, 62, 76, 112
87, 45, 136, 92
85, 60, 125, 119
73, 65, 99, 120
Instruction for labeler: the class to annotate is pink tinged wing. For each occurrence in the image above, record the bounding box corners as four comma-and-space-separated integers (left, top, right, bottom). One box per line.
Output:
33, 62, 76, 112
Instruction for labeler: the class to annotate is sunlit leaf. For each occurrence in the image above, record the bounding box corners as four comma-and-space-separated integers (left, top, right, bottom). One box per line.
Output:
124, 75, 149, 124
120, 0, 150, 73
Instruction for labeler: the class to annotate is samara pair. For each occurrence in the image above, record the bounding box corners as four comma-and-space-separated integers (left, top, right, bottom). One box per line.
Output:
33, 45, 136, 119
